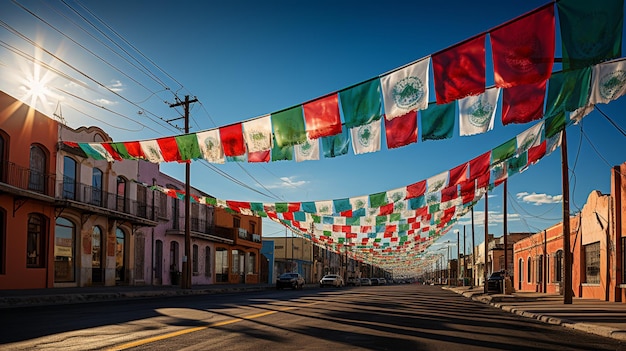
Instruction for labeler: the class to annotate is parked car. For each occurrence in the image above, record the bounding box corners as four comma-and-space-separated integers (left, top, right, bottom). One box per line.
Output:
487, 270, 505, 292
346, 277, 361, 286
276, 272, 305, 290
378, 278, 387, 285
320, 274, 344, 288
370, 278, 379, 286
360, 278, 372, 286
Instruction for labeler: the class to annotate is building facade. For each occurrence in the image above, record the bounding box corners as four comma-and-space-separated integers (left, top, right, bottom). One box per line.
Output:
0, 91, 59, 289
514, 163, 626, 302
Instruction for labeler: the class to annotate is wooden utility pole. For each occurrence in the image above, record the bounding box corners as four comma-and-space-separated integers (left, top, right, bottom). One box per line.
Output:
471, 207, 475, 289
561, 129, 573, 304
504, 179, 508, 275
169, 95, 198, 289
484, 192, 489, 294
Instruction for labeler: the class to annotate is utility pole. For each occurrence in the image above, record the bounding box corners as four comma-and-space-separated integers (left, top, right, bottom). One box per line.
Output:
471, 207, 475, 289
169, 95, 198, 290
463, 225, 466, 286
484, 191, 489, 294
561, 129, 573, 304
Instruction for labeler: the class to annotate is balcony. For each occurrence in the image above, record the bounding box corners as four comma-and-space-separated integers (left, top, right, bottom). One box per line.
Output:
55, 179, 157, 226
0, 160, 56, 200
166, 218, 234, 244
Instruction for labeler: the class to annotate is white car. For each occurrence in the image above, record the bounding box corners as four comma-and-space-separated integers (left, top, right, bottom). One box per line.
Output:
320, 274, 344, 288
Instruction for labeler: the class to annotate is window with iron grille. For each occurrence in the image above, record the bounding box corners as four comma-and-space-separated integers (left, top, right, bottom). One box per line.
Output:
622, 238, 626, 283
584, 242, 600, 284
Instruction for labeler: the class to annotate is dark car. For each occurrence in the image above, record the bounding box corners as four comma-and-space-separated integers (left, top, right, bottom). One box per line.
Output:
487, 270, 505, 292
276, 272, 305, 290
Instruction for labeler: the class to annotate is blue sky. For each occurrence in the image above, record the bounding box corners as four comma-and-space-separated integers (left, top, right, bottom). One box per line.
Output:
1, 0, 625, 263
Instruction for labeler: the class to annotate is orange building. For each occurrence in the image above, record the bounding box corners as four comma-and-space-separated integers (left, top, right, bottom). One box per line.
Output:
514, 163, 626, 302
0, 91, 59, 289
213, 207, 262, 284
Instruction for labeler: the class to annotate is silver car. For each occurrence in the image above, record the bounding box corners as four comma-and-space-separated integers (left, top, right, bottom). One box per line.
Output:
319, 274, 344, 288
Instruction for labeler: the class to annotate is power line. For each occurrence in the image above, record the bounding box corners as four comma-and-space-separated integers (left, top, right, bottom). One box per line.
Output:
595, 106, 626, 137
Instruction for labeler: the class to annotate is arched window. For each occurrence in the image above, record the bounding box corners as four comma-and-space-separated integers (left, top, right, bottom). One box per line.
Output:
169, 185, 180, 229
170, 241, 180, 272
205, 246, 211, 277
92, 168, 103, 207
526, 257, 532, 283
28, 145, 46, 193
92, 226, 103, 283
54, 217, 75, 282
63, 156, 77, 200
518, 258, 523, 284
192, 244, 199, 274
116, 176, 127, 212
115, 228, 125, 282
555, 250, 563, 282
536, 255, 543, 283
27, 213, 47, 267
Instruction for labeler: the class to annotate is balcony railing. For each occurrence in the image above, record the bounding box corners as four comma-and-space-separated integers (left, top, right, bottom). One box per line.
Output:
56, 180, 155, 221
166, 219, 235, 242
0, 161, 55, 197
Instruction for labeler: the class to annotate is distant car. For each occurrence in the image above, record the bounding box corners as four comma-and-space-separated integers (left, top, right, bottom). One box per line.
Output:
487, 270, 505, 292
378, 278, 387, 285
346, 277, 361, 286
360, 278, 372, 286
320, 274, 344, 288
370, 278, 379, 286
276, 272, 305, 290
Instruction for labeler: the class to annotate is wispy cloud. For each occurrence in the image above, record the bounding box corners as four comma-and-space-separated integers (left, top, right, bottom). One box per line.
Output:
456, 210, 520, 227
108, 80, 124, 92
94, 98, 117, 106
263, 176, 308, 189
516, 192, 562, 205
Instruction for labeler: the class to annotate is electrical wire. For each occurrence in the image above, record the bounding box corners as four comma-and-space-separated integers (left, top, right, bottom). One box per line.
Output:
595, 106, 626, 137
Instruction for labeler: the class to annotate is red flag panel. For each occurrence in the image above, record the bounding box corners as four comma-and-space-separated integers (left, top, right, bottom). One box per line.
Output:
432, 34, 487, 104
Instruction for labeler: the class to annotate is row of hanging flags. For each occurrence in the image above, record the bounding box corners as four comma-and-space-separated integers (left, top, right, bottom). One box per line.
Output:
64, 0, 624, 165
139, 116, 563, 268
66, 0, 625, 269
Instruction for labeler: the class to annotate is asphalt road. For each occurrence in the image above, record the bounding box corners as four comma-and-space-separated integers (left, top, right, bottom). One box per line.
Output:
0, 284, 623, 351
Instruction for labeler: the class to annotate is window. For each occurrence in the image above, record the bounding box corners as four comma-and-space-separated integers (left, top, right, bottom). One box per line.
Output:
249, 221, 256, 234
115, 228, 125, 282
205, 246, 211, 277
0, 130, 7, 182
231, 249, 241, 274
536, 255, 543, 283
170, 186, 180, 229
92, 226, 103, 283
584, 242, 600, 284
29, 145, 46, 193
62, 156, 77, 200
0, 207, 5, 274
622, 238, 626, 284
215, 247, 228, 282
555, 250, 563, 282
170, 241, 180, 272
546, 255, 550, 284
192, 244, 199, 274
246, 252, 256, 274
527, 258, 531, 283
27, 214, 46, 267
54, 217, 75, 282
116, 177, 127, 212
92, 168, 103, 206
518, 258, 523, 284
233, 217, 240, 228
159, 192, 167, 218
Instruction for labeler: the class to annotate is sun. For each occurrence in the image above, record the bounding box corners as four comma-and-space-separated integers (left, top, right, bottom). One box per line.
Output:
21, 60, 55, 112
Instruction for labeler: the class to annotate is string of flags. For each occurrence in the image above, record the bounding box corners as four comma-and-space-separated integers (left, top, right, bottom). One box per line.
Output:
63, 0, 623, 165
65, 0, 626, 270
141, 117, 564, 268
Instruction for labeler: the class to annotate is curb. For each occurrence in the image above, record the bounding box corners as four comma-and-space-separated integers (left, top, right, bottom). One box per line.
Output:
456, 290, 626, 342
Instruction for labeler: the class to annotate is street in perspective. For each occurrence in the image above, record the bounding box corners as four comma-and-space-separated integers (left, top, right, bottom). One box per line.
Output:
0, 284, 624, 351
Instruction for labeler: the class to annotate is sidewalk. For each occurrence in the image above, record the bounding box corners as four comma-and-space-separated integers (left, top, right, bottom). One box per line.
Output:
444, 285, 626, 342
0, 283, 276, 309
